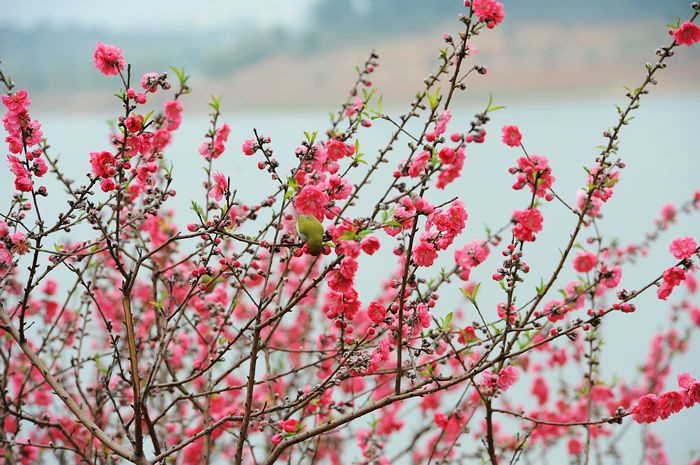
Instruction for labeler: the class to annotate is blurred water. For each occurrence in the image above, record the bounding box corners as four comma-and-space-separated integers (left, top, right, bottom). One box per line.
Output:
3, 94, 699, 463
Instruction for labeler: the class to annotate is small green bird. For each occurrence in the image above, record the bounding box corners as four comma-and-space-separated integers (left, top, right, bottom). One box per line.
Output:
296, 214, 324, 256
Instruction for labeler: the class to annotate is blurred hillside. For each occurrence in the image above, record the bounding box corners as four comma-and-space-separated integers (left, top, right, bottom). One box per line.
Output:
0, 0, 698, 111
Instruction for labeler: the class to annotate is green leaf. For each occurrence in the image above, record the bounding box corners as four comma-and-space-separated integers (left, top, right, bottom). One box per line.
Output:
485, 94, 506, 113
142, 109, 155, 125
191, 201, 204, 218
337, 231, 357, 242
462, 282, 481, 304
664, 18, 681, 29
169, 66, 189, 87
428, 87, 441, 110
381, 208, 395, 224
209, 95, 223, 112
443, 312, 454, 330
304, 131, 318, 145
536, 277, 546, 294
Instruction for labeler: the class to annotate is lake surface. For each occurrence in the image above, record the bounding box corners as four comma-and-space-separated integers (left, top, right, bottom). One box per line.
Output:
2, 95, 699, 463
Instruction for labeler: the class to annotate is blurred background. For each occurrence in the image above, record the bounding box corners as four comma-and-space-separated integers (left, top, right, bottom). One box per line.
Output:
1, 0, 699, 111
1, 1, 699, 464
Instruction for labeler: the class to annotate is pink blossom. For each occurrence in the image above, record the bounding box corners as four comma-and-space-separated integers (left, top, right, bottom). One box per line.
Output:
434, 110, 451, 136
600, 264, 622, 288
2, 89, 30, 113
669, 237, 697, 260
663, 266, 686, 287
657, 282, 674, 300
124, 114, 142, 133
511, 154, 554, 198
677, 373, 700, 407
531, 376, 549, 405
567, 438, 583, 455
0, 244, 11, 266
89, 151, 116, 178
141, 72, 159, 92
360, 236, 380, 255
454, 240, 489, 280
242, 139, 255, 156
501, 125, 521, 147
657, 391, 683, 419
100, 178, 116, 192
327, 175, 352, 200
472, 0, 505, 28
436, 146, 465, 189
573, 250, 597, 273
280, 419, 298, 433
512, 208, 543, 242
6, 134, 23, 154
438, 147, 455, 164
497, 365, 519, 391
164, 100, 183, 130
367, 302, 387, 324
14, 176, 32, 192
7, 155, 27, 178
414, 241, 438, 267
295, 185, 329, 222
630, 394, 659, 423
408, 151, 430, 177
32, 158, 48, 177
325, 139, 352, 161
417, 303, 431, 328
153, 129, 172, 149
93, 42, 125, 76
674, 21, 700, 46
208, 172, 228, 201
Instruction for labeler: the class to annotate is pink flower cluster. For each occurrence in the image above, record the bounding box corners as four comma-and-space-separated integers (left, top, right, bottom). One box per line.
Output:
657, 266, 686, 300
436, 146, 465, 189
3, 89, 46, 192
578, 165, 620, 218
199, 123, 231, 159
164, 100, 183, 131
673, 21, 700, 46
93, 42, 125, 76
657, 237, 696, 300
509, 154, 555, 199
242, 138, 255, 155
573, 250, 597, 273
0, 222, 30, 267
669, 236, 697, 260
426, 110, 451, 142
501, 125, 522, 147
480, 365, 519, 393
208, 171, 228, 201
407, 150, 431, 178
292, 139, 356, 222
512, 208, 544, 242
367, 301, 387, 325
454, 239, 490, 280
414, 201, 468, 267
295, 184, 330, 222
630, 372, 700, 423
468, 0, 505, 29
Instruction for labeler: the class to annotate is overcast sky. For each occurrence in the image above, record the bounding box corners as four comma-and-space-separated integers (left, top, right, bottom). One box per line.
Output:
0, 0, 318, 31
